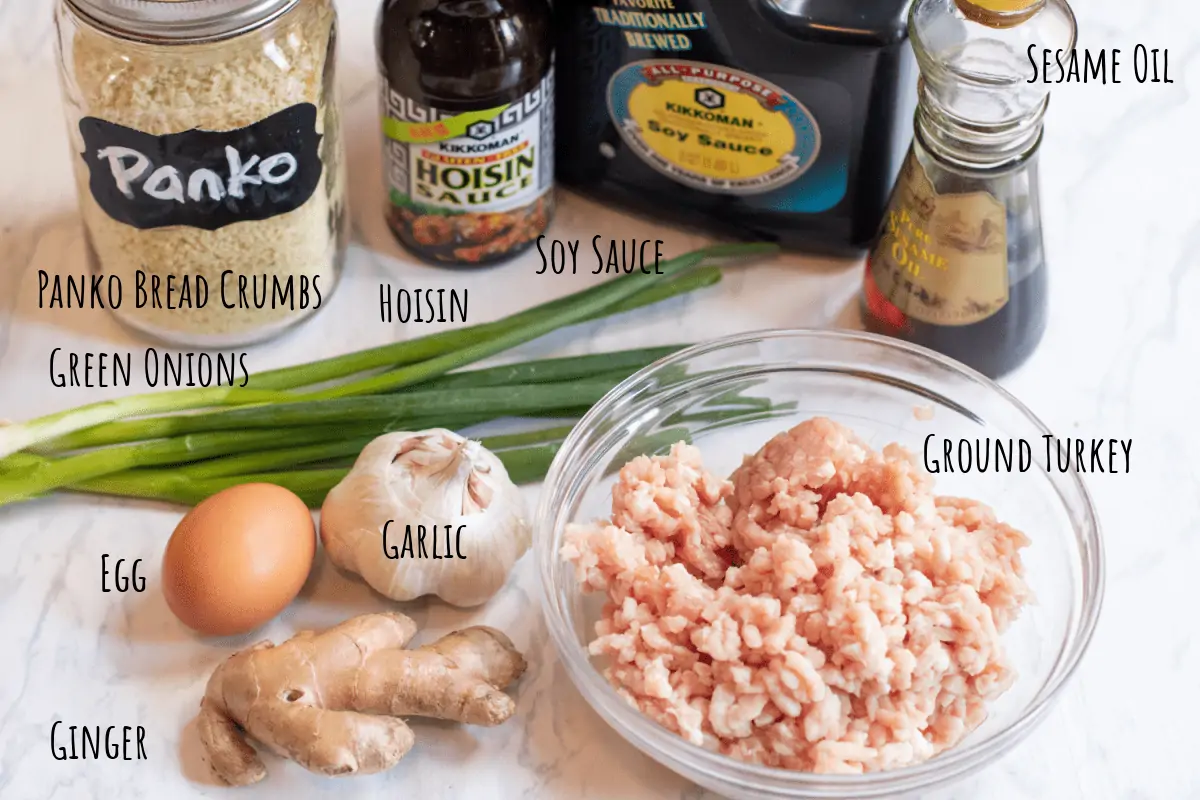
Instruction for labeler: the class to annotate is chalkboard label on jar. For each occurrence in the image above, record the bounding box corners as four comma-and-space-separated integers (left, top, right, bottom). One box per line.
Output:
78, 103, 324, 232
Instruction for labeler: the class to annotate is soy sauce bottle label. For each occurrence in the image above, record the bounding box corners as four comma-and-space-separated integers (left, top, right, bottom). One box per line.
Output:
607, 60, 821, 196
869, 150, 1010, 327
382, 72, 554, 216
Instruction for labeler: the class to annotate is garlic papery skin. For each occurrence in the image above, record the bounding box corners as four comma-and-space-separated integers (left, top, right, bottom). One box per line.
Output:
319, 429, 531, 607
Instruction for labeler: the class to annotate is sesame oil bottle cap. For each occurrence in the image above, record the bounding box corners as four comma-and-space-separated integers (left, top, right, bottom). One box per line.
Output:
954, 0, 1044, 28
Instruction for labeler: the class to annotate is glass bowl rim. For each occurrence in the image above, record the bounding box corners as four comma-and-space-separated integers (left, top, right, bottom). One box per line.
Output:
535, 327, 1106, 793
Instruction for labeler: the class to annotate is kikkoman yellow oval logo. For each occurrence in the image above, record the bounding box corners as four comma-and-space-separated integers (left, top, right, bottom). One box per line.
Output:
607, 60, 820, 194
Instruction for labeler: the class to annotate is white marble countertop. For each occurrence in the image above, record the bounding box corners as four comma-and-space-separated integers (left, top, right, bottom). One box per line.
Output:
1, 0, 1197, 797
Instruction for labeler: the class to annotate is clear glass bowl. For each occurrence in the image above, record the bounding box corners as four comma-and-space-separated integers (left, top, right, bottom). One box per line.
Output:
535, 329, 1104, 799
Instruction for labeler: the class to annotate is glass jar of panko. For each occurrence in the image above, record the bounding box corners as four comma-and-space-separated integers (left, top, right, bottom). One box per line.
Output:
54, 0, 347, 347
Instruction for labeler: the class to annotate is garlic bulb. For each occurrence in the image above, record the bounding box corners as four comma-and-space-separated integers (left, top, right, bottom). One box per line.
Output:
319, 429, 530, 607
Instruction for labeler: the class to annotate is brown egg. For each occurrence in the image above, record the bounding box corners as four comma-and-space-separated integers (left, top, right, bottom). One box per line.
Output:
162, 483, 316, 636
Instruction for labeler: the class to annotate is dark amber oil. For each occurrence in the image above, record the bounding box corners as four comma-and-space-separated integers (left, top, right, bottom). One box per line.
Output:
554, 0, 917, 257
862, 145, 1049, 379
864, 252, 1047, 379
378, 0, 554, 266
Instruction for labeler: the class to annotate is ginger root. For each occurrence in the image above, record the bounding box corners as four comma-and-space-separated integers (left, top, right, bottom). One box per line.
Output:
196, 612, 527, 786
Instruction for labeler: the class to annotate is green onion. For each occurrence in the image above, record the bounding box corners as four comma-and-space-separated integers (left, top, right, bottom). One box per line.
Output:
301, 245, 770, 401
4, 388, 785, 507
55, 399, 785, 509
73, 467, 349, 507
0, 427, 352, 505
250, 266, 721, 392
0, 245, 764, 460
172, 423, 576, 480
36, 380, 616, 451
0, 242, 781, 510
71, 441, 564, 508
421, 345, 683, 390
35, 347, 677, 453
0, 387, 289, 464
0, 381, 617, 504
191, 380, 612, 431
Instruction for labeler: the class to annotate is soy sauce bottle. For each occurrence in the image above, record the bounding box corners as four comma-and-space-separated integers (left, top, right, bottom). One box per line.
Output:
862, 0, 1076, 378
378, 0, 555, 267
553, 0, 916, 258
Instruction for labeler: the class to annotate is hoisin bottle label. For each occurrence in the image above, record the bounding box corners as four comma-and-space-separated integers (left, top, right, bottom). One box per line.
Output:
381, 71, 555, 216
868, 150, 1010, 327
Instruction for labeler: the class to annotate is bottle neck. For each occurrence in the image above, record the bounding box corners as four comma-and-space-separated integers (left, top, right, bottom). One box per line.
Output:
915, 77, 1046, 171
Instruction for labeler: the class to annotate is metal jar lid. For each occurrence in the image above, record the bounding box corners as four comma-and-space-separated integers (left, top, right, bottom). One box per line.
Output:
63, 0, 301, 44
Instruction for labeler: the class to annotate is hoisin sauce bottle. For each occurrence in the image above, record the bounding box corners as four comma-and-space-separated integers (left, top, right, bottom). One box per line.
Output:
378, 0, 555, 267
